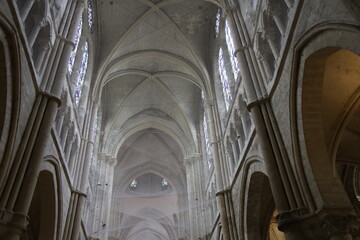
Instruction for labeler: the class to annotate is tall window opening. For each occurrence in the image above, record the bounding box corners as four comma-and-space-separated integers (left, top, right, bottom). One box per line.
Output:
74, 41, 89, 105
202, 91, 213, 168
68, 18, 83, 74
88, 0, 94, 29
218, 48, 232, 111
225, 20, 240, 81
215, 8, 221, 38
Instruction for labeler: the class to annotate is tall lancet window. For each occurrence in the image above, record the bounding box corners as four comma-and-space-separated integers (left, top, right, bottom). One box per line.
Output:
68, 18, 83, 73
74, 41, 88, 105
215, 8, 221, 37
87, 0, 94, 29
218, 48, 232, 111
225, 20, 240, 81
202, 92, 213, 168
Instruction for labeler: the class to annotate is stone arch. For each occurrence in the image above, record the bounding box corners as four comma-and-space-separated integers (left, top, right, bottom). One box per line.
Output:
300, 48, 359, 212
26, 158, 61, 240
109, 127, 188, 240
112, 160, 187, 213
32, 18, 53, 73
291, 24, 360, 214
118, 207, 177, 240
241, 160, 274, 240
237, 157, 285, 240
255, 28, 275, 81
116, 166, 184, 194
262, 10, 281, 58
110, 118, 194, 159
93, 49, 211, 105
23, 0, 46, 32
245, 171, 274, 240
0, 18, 21, 194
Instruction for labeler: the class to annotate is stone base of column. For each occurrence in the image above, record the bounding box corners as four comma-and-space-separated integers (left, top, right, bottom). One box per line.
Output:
0, 209, 28, 240
278, 208, 359, 240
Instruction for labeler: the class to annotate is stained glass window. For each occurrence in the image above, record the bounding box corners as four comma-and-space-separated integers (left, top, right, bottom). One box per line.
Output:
218, 48, 232, 111
225, 20, 240, 81
215, 9, 221, 37
68, 18, 83, 74
74, 41, 88, 105
88, 0, 93, 28
202, 91, 213, 168
130, 179, 137, 188
161, 178, 168, 187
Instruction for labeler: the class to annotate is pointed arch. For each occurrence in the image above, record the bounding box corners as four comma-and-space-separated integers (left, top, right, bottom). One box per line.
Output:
290, 23, 360, 213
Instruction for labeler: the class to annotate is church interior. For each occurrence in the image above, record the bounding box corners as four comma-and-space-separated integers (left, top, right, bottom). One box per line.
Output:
0, 0, 359, 239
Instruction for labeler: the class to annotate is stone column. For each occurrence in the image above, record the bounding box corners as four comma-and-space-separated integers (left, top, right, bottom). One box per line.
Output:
0, 1, 84, 239
216, 189, 238, 240
68, 102, 98, 240
98, 156, 116, 240
184, 153, 209, 239
204, 99, 232, 240
184, 156, 197, 239
225, 0, 358, 239
224, 1, 291, 213
192, 154, 207, 239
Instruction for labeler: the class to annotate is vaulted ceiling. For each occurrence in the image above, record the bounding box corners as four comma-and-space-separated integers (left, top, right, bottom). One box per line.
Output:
91, 0, 221, 239
94, 0, 221, 158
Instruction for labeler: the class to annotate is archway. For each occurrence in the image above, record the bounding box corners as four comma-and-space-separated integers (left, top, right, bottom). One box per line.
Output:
245, 171, 284, 240
301, 48, 360, 213
24, 170, 57, 240
108, 128, 186, 240
0, 26, 17, 171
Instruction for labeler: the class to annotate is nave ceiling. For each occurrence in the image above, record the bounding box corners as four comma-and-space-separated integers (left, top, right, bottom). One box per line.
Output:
90, 1, 221, 239
94, 0, 222, 157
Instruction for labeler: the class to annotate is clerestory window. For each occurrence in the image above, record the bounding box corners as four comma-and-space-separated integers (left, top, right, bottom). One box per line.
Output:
68, 18, 83, 74
218, 48, 232, 111
74, 41, 89, 105
225, 20, 240, 81
202, 91, 213, 168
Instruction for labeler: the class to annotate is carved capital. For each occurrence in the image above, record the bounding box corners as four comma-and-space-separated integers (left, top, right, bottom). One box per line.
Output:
184, 154, 201, 165
56, 33, 75, 49
106, 157, 117, 167
204, 98, 215, 109
37, 90, 62, 107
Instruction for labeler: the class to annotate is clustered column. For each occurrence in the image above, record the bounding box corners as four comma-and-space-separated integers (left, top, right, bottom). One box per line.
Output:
204, 98, 233, 240
0, 0, 84, 239
225, 0, 357, 239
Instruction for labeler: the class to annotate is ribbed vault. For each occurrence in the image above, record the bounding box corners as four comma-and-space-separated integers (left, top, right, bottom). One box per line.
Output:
92, 0, 220, 238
